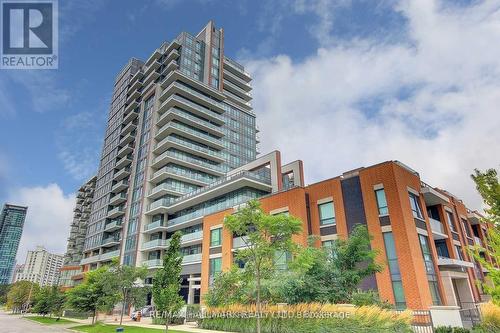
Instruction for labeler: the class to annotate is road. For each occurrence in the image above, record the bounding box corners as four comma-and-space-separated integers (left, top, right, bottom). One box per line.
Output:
0, 311, 72, 333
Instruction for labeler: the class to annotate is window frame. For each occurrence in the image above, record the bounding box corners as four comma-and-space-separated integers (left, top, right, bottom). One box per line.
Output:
408, 192, 424, 219
318, 201, 336, 226
375, 188, 389, 216
210, 228, 222, 247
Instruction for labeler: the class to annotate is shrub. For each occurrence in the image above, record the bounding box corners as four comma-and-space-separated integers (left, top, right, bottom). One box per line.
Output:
351, 290, 394, 309
478, 302, 500, 332
199, 303, 413, 333
151, 316, 184, 325
435, 327, 470, 333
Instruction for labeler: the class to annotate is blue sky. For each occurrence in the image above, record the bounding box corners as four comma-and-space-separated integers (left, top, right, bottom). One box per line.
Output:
1, 0, 499, 261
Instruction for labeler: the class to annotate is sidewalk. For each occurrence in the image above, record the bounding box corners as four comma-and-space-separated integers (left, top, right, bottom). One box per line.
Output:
65, 314, 233, 333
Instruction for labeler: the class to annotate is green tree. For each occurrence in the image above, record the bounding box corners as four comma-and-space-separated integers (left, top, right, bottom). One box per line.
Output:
471, 168, 500, 305
66, 266, 119, 324
204, 266, 251, 307
32, 287, 52, 315
0, 284, 11, 305
152, 231, 185, 333
6, 281, 39, 312
109, 259, 149, 326
224, 200, 303, 333
279, 225, 383, 304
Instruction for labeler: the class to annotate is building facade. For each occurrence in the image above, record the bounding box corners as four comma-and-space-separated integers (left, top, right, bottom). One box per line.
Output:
81, 20, 257, 292
77, 21, 494, 310
16, 246, 63, 287
59, 176, 96, 289
0, 204, 28, 284
199, 160, 494, 310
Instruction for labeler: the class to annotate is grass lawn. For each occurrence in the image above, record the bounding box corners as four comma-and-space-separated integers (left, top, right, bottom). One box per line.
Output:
71, 323, 193, 333
26, 316, 76, 324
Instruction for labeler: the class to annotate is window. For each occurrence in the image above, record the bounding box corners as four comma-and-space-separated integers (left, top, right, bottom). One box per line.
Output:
408, 192, 423, 219
322, 240, 334, 247
455, 245, 464, 260
461, 219, 471, 238
318, 201, 335, 226
375, 189, 389, 215
209, 257, 222, 285
446, 211, 456, 232
383, 232, 406, 309
274, 251, 291, 271
418, 235, 442, 305
210, 228, 222, 247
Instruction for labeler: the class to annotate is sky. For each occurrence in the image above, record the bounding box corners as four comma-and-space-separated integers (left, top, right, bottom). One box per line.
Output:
0, 0, 499, 263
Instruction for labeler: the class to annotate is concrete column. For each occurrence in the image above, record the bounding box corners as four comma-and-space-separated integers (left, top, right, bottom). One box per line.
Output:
187, 274, 195, 305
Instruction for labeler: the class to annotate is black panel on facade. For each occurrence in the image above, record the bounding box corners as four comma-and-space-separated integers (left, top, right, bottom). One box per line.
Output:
379, 215, 391, 226
319, 225, 337, 236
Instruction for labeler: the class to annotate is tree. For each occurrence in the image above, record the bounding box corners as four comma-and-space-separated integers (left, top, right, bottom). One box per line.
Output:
0, 284, 11, 305
6, 281, 39, 312
66, 266, 119, 324
204, 266, 251, 307
152, 231, 185, 333
109, 258, 149, 326
471, 169, 500, 305
224, 200, 303, 333
32, 286, 66, 318
278, 225, 383, 304
33, 287, 52, 316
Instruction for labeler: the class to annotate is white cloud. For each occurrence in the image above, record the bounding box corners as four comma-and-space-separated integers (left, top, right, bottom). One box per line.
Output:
247, 0, 500, 210
8, 184, 75, 263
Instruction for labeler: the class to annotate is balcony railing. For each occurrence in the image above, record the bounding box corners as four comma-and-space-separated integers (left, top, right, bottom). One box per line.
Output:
155, 135, 224, 160
159, 94, 224, 124
182, 253, 202, 264
152, 150, 227, 174
181, 230, 203, 243
158, 107, 224, 135
233, 236, 250, 249
144, 219, 167, 232
429, 218, 445, 234
157, 121, 223, 148
143, 259, 162, 268
150, 166, 215, 185
142, 238, 170, 251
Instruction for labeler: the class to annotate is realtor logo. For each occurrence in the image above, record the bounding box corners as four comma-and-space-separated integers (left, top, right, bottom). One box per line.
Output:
1, 0, 58, 69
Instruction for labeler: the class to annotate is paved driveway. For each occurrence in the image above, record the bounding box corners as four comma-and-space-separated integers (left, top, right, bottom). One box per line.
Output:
0, 311, 72, 333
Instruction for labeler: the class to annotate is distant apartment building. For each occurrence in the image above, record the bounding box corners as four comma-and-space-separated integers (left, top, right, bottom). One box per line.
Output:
0, 204, 28, 284
78, 21, 495, 310
16, 246, 63, 287
59, 176, 96, 289
10, 264, 24, 283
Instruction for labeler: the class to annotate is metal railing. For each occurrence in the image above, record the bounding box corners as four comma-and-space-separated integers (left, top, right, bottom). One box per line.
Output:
151, 166, 215, 185
152, 150, 227, 173
158, 107, 224, 134
157, 121, 223, 147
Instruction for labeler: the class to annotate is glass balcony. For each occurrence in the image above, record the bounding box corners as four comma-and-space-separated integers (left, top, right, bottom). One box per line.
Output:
151, 150, 226, 175
233, 236, 249, 249
223, 69, 252, 91
113, 166, 131, 181
181, 230, 203, 244
157, 107, 224, 137
148, 182, 185, 199
142, 238, 170, 251
223, 56, 251, 80
100, 250, 120, 261
143, 219, 168, 233
107, 206, 125, 219
143, 259, 163, 268
160, 81, 225, 113
117, 144, 134, 158
150, 166, 214, 186
182, 253, 202, 265
223, 79, 252, 100
111, 180, 129, 193
158, 94, 224, 125
429, 218, 447, 239
156, 121, 224, 149
154, 136, 224, 162
104, 219, 122, 232
109, 192, 127, 206
115, 155, 133, 169
101, 236, 121, 247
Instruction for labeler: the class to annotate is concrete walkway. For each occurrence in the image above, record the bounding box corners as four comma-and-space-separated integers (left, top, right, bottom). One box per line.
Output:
0, 311, 74, 333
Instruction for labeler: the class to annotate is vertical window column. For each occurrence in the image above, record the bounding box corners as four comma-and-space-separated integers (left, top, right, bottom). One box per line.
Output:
382, 232, 406, 309
418, 234, 442, 305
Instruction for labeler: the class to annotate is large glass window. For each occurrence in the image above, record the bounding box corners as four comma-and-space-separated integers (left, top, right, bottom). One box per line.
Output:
383, 232, 406, 309
375, 189, 389, 215
274, 251, 291, 271
461, 219, 471, 238
318, 201, 335, 226
210, 228, 222, 247
209, 257, 222, 286
446, 211, 456, 232
408, 192, 423, 219
418, 235, 442, 305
